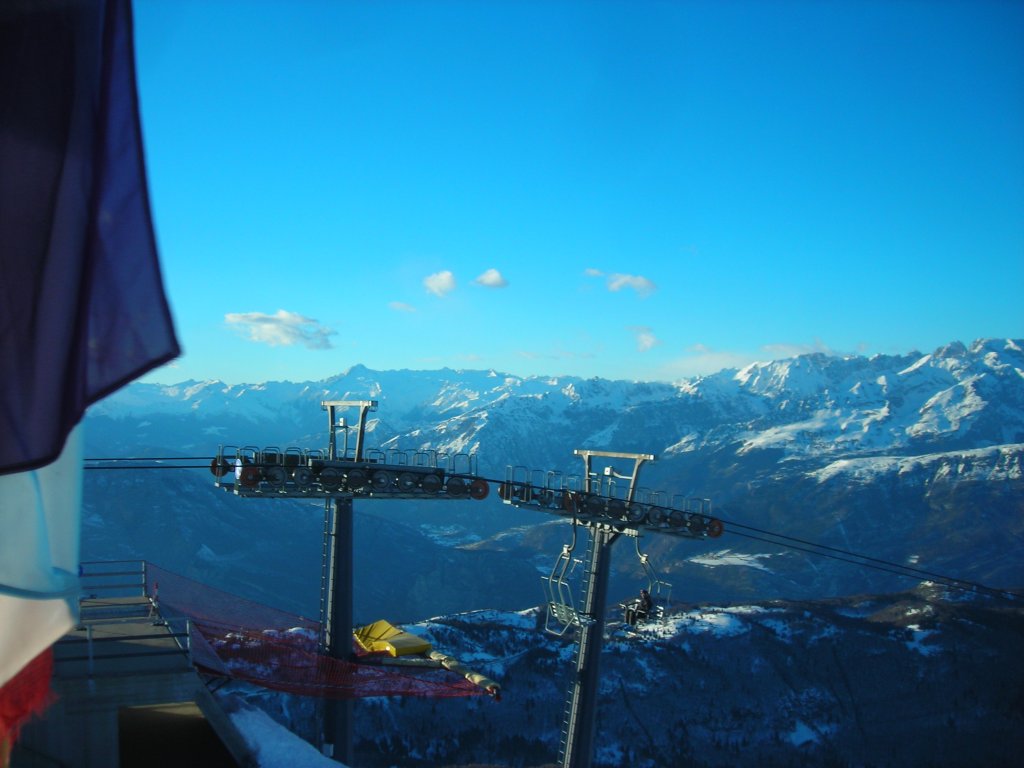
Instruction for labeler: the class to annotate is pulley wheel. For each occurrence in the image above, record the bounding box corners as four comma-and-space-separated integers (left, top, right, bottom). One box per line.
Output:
320, 467, 341, 488
606, 499, 626, 520
371, 471, 393, 491
265, 466, 287, 487
346, 469, 368, 490
293, 467, 313, 488
446, 476, 468, 497
667, 509, 687, 528
469, 478, 489, 500
626, 503, 646, 524
647, 506, 668, 525
239, 465, 260, 488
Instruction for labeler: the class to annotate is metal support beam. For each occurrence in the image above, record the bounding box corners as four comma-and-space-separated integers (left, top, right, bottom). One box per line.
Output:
573, 449, 654, 502
322, 496, 354, 764
560, 524, 619, 768
323, 400, 377, 461
217, 400, 482, 764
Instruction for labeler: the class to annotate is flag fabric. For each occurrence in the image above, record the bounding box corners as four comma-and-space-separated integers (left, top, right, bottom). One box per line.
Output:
0, 0, 180, 477
0, 424, 82, 691
0, 648, 53, 745
0, 0, 180, 746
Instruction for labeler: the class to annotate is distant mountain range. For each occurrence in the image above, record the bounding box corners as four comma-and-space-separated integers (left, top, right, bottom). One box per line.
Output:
90, 338, 1024, 466
82, 338, 1024, 618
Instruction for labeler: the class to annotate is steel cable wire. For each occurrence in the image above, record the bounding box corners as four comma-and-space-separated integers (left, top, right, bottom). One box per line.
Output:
81, 462, 1020, 603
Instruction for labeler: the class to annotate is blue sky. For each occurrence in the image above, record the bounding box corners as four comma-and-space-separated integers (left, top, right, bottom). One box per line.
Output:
133, 0, 1023, 385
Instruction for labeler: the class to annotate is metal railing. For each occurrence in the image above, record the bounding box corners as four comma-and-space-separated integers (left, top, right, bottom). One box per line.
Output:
58, 561, 193, 676
79, 559, 148, 598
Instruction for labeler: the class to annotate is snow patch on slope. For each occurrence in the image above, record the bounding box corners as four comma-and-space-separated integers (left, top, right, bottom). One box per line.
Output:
687, 549, 774, 571
809, 444, 1024, 484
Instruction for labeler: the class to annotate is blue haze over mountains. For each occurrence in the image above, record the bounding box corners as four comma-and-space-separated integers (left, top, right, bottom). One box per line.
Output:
82, 338, 1024, 622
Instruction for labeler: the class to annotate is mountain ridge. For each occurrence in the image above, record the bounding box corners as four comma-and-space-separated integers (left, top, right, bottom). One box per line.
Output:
81, 337, 1024, 618
96, 338, 1023, 465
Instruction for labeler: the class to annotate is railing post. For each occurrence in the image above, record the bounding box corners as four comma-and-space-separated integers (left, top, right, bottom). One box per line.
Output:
86, 624, 94, 678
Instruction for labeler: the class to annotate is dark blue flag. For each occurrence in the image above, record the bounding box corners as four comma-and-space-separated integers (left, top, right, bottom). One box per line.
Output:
0, 0, 180, 474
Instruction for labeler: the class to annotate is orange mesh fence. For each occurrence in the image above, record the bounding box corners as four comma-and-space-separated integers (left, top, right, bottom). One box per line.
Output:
144, 564, 485, 699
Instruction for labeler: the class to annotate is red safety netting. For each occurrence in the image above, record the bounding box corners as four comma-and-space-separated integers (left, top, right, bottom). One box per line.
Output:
144, 564, 485, 699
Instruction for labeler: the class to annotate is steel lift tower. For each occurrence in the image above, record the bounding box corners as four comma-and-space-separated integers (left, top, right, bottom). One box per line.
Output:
211, 400, 489, 764
560, 450, 651, 768
320, 400, 367, 767
498, 448, 723, 768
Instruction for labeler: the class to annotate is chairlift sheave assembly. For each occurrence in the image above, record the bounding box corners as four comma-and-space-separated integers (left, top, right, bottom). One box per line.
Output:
210, 400, 489, 502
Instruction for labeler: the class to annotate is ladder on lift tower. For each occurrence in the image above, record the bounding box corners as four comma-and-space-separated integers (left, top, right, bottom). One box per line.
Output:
557, 523, 597, 760
499, 448, 724, 768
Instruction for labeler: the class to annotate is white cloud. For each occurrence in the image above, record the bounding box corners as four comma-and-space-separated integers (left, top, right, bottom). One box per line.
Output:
388, 301, 417, 313
474, 268, 508, 288
628, 326, 661, 352
424, 270, 456, 297
607, 273, 656, 296
584, 268, 656, 297
224, 310, 335, 349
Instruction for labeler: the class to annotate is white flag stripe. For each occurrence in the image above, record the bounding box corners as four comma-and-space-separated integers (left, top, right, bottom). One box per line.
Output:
0, 425, 83, 688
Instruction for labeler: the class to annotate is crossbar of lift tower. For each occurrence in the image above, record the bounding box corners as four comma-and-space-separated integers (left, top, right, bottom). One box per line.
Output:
499, 448, 723, 768
211, 399, 492, 764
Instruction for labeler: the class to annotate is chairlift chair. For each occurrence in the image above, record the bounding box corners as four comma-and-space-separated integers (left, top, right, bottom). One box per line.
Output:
541, 521, 591, 636
620, 537, 672, 628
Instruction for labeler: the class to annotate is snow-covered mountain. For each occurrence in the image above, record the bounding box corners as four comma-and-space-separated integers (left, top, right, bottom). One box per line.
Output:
225, 582, 1024, 768
82, 338, 1024, 616
89, 338, 1023, 469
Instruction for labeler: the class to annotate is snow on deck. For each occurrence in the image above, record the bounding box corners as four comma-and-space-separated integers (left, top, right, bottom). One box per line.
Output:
231, 705, 342, 767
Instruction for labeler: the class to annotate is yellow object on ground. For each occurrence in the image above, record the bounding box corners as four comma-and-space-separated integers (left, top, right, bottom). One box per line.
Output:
353, 620, 432, 657
429, 651, 501, 698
